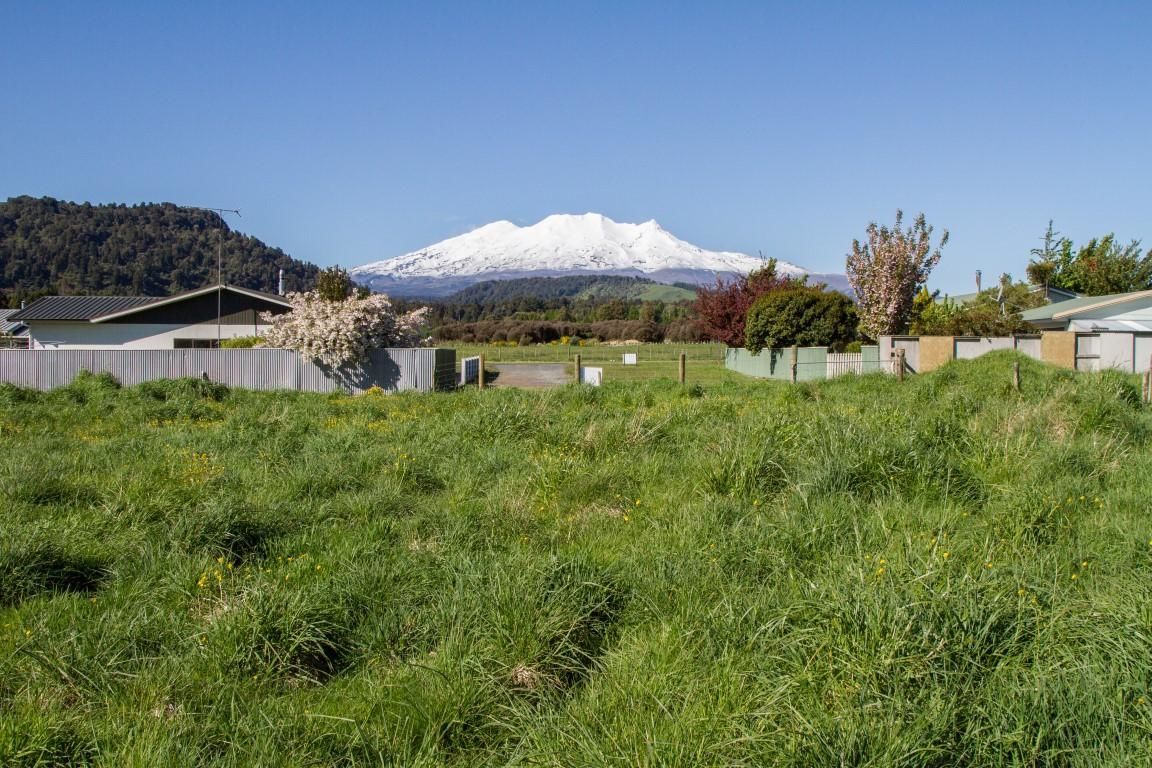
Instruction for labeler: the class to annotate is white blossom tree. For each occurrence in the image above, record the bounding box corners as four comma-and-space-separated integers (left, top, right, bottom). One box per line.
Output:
261, 291, 428, 368
846, 210, 948, 340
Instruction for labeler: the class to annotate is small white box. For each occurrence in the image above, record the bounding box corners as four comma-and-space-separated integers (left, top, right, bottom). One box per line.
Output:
580, 367, 603, 386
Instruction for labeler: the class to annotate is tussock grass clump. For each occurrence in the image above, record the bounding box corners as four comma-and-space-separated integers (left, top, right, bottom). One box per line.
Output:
3, 354, 1152, 764
206, 580, 355, 684
0, 542, 109, 607
177, 502, 285, 563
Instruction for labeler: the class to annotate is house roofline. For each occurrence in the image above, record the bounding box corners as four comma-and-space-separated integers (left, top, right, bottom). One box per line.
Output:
90, 284, 292, 323
1050, 289, 1152, 319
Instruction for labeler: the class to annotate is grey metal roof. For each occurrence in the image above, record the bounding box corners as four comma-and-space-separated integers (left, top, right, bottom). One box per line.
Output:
10, 295, 164, 321
0, 309, 28, 335
1019, 290, 1152, 322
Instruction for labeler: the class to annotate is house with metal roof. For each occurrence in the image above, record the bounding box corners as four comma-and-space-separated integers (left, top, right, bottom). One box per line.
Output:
1020, 289, 1152, 372
9, 285, 292, 350
0, 309, 29, 348
945, 284, 1080, 307
0, 309, 28, 336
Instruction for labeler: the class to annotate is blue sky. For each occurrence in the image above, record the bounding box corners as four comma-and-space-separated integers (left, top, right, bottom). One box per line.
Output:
3, 1, 1149, 294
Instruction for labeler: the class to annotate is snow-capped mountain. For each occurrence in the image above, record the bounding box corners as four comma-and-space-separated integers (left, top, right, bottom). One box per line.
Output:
351, 213, 849, 297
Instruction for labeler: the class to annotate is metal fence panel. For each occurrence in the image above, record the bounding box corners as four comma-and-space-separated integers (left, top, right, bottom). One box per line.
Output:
1013, 336, 1042, 360
460, 356, 481, 385
955, 337, 1014, 360
0, 348, 455, 393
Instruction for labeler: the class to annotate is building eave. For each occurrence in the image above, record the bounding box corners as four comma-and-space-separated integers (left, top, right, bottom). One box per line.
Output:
90, 285, 291, 323
1050, 289, 1152, 320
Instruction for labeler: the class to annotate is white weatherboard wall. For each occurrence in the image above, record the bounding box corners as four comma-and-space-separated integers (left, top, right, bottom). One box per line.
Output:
27, 319, 271, 349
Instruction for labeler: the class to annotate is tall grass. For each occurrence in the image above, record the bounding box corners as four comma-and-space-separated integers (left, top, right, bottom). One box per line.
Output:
2, 352, 1151, 765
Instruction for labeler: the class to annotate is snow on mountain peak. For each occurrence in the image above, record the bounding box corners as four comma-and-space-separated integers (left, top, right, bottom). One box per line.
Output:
350, 213, 845, 297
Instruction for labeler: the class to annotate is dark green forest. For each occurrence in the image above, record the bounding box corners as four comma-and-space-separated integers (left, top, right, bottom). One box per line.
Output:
0, 196, 320, 307
445, 274, 686, 304
392, 275, 698, 337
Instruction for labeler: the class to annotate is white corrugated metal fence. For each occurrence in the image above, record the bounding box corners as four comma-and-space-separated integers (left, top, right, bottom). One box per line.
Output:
0, 348, 456, 393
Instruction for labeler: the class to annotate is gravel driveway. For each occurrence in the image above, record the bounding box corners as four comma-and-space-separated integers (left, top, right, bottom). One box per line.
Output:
488, 363, 572, 388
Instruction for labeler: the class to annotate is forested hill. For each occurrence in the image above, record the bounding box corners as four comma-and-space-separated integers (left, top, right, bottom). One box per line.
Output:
0, 196, 320, 306
444, 275, 696, 304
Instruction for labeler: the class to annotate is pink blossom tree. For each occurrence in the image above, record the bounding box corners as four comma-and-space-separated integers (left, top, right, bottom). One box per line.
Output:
261, 291, 428, 368
846, 210, 948, 340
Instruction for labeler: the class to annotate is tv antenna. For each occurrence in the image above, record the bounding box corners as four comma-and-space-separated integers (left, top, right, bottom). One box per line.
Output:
188, 206, 241, 344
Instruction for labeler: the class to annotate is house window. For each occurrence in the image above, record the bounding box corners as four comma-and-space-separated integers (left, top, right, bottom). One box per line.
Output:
174, 339, 221, 349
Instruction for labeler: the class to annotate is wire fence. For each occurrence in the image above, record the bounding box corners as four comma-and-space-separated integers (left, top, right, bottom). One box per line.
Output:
441, 342, 727, 364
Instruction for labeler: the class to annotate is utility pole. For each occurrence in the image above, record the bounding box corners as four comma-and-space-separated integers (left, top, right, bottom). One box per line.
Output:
189, 206, 240, 345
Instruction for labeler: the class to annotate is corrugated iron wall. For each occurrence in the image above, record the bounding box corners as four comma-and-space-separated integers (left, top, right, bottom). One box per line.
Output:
0, 348, 456, 393
724, 347, 829, 381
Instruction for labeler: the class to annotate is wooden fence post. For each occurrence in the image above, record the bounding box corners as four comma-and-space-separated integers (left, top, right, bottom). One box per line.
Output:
1012, 361, 1021, 392
896, 348, 906, 382
790, 345, 798, 384
574, 353, 582, 384
478, 354, 485, 390
1147, 356, 1152, 404
678, 352, 686, 384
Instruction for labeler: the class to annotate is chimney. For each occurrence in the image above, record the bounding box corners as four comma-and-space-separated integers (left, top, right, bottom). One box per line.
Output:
975, 270, 982, 293
278, 269, 284, 296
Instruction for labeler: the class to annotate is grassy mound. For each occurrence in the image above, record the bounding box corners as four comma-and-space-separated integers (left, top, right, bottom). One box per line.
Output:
2, 352, 1151, 764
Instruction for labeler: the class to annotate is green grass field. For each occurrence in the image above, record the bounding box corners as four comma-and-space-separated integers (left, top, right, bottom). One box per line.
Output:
483, 359, 735, 387
3, 354, 1152, 765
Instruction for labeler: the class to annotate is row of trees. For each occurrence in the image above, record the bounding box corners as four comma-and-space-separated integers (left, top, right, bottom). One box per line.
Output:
692, 209, 1149, 349
897, 219, 1149, 339
693, 260, 859, 351
690, 213, 949, 350
422, 296, 693, 326
1027, 222, 1152, 296
433, 318, 707, 345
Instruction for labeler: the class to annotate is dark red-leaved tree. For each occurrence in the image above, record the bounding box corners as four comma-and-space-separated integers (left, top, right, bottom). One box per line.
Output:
693, 260, 804, 347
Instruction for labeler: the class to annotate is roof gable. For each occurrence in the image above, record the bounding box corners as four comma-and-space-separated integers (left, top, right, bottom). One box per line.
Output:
11, 286, 292, 323
91, 285, 291, 322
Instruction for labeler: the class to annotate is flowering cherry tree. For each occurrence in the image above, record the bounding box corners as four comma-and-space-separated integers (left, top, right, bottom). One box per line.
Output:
261, 291, 428, 368
846, 210, 948, 340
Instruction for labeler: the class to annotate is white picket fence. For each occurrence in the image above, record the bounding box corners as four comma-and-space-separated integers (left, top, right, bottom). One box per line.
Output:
826, 352, 864, 378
